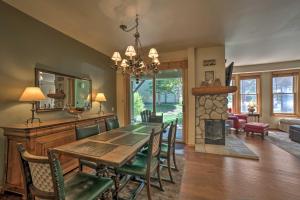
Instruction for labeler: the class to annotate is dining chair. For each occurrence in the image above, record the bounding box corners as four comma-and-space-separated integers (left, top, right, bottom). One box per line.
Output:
115, 127, 164, 200
75, 124, 104, 176
160, 118, 179, 183
17, 143, 114, 200
148, 113, 163, 123
140, 110, 152, 122
105, 116, 120, 131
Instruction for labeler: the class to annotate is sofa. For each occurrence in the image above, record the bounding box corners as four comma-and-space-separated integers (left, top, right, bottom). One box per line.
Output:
279, 118, 300, 132
228, 114, 248, 133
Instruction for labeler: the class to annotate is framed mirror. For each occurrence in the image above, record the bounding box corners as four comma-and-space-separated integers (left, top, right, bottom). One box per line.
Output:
35, 68, 92, 112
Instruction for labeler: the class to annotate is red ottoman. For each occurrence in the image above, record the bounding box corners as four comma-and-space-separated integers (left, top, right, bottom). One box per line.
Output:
245, 122, 269, 139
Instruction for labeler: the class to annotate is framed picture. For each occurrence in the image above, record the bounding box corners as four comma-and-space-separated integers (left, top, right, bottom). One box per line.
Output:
205, 71, 214, 82
203, 59, 216, 67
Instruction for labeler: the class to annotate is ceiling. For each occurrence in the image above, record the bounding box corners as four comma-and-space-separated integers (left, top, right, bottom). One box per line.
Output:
4, 0, 300, 66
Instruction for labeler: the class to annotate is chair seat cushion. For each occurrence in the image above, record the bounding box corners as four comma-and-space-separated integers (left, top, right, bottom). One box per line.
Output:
65, 172, 113, 200
116, 154, 158, 177
79, 159, 98, 169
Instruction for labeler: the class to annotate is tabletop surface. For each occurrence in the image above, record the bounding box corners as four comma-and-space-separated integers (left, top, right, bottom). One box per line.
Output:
53, 122, 162, 167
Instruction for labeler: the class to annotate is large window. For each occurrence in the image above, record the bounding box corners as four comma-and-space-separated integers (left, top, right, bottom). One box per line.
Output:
272, 75, 295, 114
227, 79, 235, 111
240, 78, 258, 113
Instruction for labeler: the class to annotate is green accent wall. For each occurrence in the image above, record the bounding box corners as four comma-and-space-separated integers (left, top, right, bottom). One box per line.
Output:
0, 2, 116, 185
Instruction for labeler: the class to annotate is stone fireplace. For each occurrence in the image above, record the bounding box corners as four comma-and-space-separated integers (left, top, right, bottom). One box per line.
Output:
195, 93, 228, 150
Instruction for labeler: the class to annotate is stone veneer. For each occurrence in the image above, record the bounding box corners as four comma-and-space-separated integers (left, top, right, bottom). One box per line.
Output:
195, 94, 228, 145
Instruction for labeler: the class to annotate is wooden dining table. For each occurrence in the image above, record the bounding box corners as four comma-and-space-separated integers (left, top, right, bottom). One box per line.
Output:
53, 122, 163, 168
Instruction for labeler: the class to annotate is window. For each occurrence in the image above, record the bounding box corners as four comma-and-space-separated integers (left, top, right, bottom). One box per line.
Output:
227, 79, 235, 111
240, 78, 258, 113
272, 75, 295, 114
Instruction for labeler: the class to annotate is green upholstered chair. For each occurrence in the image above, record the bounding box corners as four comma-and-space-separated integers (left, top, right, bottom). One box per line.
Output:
140, 110, 152, 122
160, 118, 179, 183
148, 113, 163, 123
17, 143, 113, 200
75, 124, 104, 175
105, 116, 120, 131
115, 127, 164, 200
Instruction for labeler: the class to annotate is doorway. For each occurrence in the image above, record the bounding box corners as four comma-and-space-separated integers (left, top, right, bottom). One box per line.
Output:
130, 69, 185, 142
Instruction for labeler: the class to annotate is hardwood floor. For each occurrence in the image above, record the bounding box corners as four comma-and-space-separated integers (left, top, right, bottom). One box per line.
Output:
1, 134, 300, 200
179, 134, 300, 200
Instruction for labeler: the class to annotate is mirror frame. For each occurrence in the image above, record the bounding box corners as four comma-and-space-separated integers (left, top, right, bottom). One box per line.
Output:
35, 68, 92, 112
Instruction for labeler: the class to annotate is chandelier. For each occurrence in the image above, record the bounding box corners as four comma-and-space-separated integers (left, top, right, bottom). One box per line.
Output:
111, 15, 160, 83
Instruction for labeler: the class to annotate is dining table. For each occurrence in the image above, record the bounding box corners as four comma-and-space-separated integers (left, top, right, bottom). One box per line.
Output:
53, 122, 166, 199
53, 122, 164, 168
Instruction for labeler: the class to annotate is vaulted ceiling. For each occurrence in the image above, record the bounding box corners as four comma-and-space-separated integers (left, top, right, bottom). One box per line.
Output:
4, 0, 300, 66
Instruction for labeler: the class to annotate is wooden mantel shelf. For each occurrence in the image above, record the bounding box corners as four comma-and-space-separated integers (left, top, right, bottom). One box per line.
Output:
192, 86, 237, 96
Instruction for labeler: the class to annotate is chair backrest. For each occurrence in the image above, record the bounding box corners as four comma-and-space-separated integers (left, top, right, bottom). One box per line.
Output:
48, 150, 67, 200
168, 118, 178, 149
105, 116, 120, 131
146, 124, 164, 174
148, 113, 163, 123
17, 144, 59, 200
140, 110, 152, 122
75, 124, 100, 140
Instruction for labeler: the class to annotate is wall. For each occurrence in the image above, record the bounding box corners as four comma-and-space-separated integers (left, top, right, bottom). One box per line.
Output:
195, 46, 225, 86
234, 60, 300, 128
0, 2, 116, 185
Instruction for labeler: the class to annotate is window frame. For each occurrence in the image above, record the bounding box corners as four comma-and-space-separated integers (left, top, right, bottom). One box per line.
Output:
271, 72, 298, 116
227, 77, 237, 113
238, 75, 261, 114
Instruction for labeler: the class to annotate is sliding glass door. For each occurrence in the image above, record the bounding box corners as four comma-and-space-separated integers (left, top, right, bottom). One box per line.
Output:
130, 69, 184, 142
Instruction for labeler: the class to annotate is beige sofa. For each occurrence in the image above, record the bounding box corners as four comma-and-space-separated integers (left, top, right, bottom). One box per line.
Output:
279, 118, 300, 132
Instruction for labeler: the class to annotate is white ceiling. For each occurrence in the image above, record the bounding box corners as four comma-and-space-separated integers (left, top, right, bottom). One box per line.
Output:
4, 0, 300, 66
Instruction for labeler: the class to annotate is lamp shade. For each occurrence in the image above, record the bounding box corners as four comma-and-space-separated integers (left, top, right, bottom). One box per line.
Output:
121, 59, 128, 68
148, 48, 158, 58
19, 87, 46, 102
125, 46, 136, 57
111, 52, 122, 62
95, 93, 107, 102
153, 57, 160, 65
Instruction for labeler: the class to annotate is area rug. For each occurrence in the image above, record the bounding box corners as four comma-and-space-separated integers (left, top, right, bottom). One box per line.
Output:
224, 134, 259, 160
266, 131, 300, 159
197, 134, 259, 160
119, 155, 185, 200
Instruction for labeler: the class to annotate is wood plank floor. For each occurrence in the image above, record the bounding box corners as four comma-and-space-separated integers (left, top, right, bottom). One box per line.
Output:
179, 134, 300, 200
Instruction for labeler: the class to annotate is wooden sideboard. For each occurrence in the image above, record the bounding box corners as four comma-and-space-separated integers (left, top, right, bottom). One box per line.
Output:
0, 113, 115, 194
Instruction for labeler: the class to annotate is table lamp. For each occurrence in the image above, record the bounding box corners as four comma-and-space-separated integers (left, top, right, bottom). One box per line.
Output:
95, 93, 106, 114
19, 87, 46, 124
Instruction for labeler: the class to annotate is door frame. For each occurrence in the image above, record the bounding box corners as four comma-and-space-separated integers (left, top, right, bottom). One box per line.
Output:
126, 60, 188, 144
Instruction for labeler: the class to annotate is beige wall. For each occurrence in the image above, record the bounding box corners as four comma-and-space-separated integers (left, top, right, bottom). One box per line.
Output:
234, 60, 300, 128
0, 2, 116, 184
195, 46, 225, 86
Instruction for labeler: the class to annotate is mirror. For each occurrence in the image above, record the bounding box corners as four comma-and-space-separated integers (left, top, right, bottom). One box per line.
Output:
35, 68, 92, 112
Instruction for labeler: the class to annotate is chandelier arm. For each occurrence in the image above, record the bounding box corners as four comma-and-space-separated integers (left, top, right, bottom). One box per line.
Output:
120, 14, 139, 32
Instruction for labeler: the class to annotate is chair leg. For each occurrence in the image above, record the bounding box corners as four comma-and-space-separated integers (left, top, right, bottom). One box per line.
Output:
146, 174, 152, 200
113, 172, 120, 200
79, 163, 83, 172
167, 157, 174, 184
172, 148, 179, 171
156, 165, 164, 191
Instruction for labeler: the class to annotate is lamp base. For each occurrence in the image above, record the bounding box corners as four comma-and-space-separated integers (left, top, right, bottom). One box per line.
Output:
26, 117, 42, 125
25, 102, 42, 125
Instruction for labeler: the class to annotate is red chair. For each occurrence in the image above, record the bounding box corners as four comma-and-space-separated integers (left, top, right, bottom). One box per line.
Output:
228, 114, 248, 134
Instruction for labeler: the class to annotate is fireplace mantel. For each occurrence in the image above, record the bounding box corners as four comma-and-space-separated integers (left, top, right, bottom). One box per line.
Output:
192, 86, 237, 96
